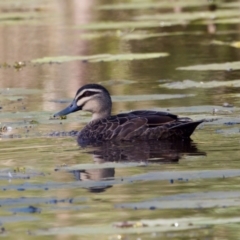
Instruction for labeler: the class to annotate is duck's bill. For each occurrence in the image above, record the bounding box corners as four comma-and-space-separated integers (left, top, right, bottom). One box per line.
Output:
54, 100, 82, 117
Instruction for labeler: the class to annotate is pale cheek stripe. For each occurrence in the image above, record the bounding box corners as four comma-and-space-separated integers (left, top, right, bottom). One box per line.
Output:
77, 97, 90, 107
75, 89, 102, 100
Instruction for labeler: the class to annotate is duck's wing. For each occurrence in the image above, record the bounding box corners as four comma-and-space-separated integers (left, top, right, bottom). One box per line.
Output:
79, 110, 202, 144
118, 110, 178, 120
105, 110, 184, 140
127, 110, 194, 127
116, 110, 179, 126
112, 111, 203, 140
79, 114, 146, 142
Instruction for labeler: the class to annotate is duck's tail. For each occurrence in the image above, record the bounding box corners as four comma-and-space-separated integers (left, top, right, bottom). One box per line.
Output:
169, 120, 204, 139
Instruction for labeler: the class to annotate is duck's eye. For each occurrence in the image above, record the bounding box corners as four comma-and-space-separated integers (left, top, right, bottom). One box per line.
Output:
83, 91, 92, 97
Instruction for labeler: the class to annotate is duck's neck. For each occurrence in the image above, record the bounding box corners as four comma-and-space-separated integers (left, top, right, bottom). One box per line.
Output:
91, 109, 111, 121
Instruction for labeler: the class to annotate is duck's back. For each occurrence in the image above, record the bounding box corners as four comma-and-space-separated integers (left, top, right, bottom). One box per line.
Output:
78, 110, 203, 145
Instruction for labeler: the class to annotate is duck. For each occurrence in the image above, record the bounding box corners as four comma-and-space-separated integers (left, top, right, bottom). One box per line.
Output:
54, 83, 203, 145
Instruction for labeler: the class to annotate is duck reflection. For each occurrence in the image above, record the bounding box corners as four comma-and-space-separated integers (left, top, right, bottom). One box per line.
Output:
70, 140, 205, 193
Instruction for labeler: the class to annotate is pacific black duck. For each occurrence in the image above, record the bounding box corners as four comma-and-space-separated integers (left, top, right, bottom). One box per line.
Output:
54, 84, 203, 145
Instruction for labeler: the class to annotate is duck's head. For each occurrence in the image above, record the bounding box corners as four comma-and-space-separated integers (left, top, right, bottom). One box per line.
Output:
54, 84, 112, 120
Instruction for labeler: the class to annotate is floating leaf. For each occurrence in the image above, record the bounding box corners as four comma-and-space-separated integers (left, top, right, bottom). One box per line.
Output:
134, 9, 240, 22
91, 53, 169, 62
231, 41, 240, 48
113, 93, 195, 102
0, 12, 39, 21
77, 21, 171, 30
157, 105, 239, 115
0, 88, 41, 95
216, 127, 240, 135
31, 53, 169, 64
160, 79, 240, 89
117, 191, 240, 209
0, 10, 48, 26
79, 32, 113, 40
80, 30, 207, 41
98, 1, 208, 10
221, 2, 240, 8
35, 216, 240, 235
196, 17, 240, 25
79, 9, 240, 30
122, 30, 238, 40
13, 61, 26, 70
99, 79, 137, 85
177, 62, 240, 71
31, 54, 109, 63
83, 30, 236, 41
29, 120, 39, 124
122, 31, 191, 40
211, 40, 240, 48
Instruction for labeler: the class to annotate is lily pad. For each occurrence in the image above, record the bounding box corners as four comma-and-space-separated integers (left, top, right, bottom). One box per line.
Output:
31, 53, 169, 64
177, 62, 240, 71
160, 79, 240, 89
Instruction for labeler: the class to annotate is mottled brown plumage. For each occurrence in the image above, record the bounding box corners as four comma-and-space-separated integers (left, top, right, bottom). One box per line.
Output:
54, 84, 203, 145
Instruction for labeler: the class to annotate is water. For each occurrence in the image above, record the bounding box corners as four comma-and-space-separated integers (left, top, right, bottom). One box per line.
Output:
0, 0, 240, 239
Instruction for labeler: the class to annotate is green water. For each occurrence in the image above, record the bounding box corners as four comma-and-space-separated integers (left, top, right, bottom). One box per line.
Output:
0, 0, 240, 239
